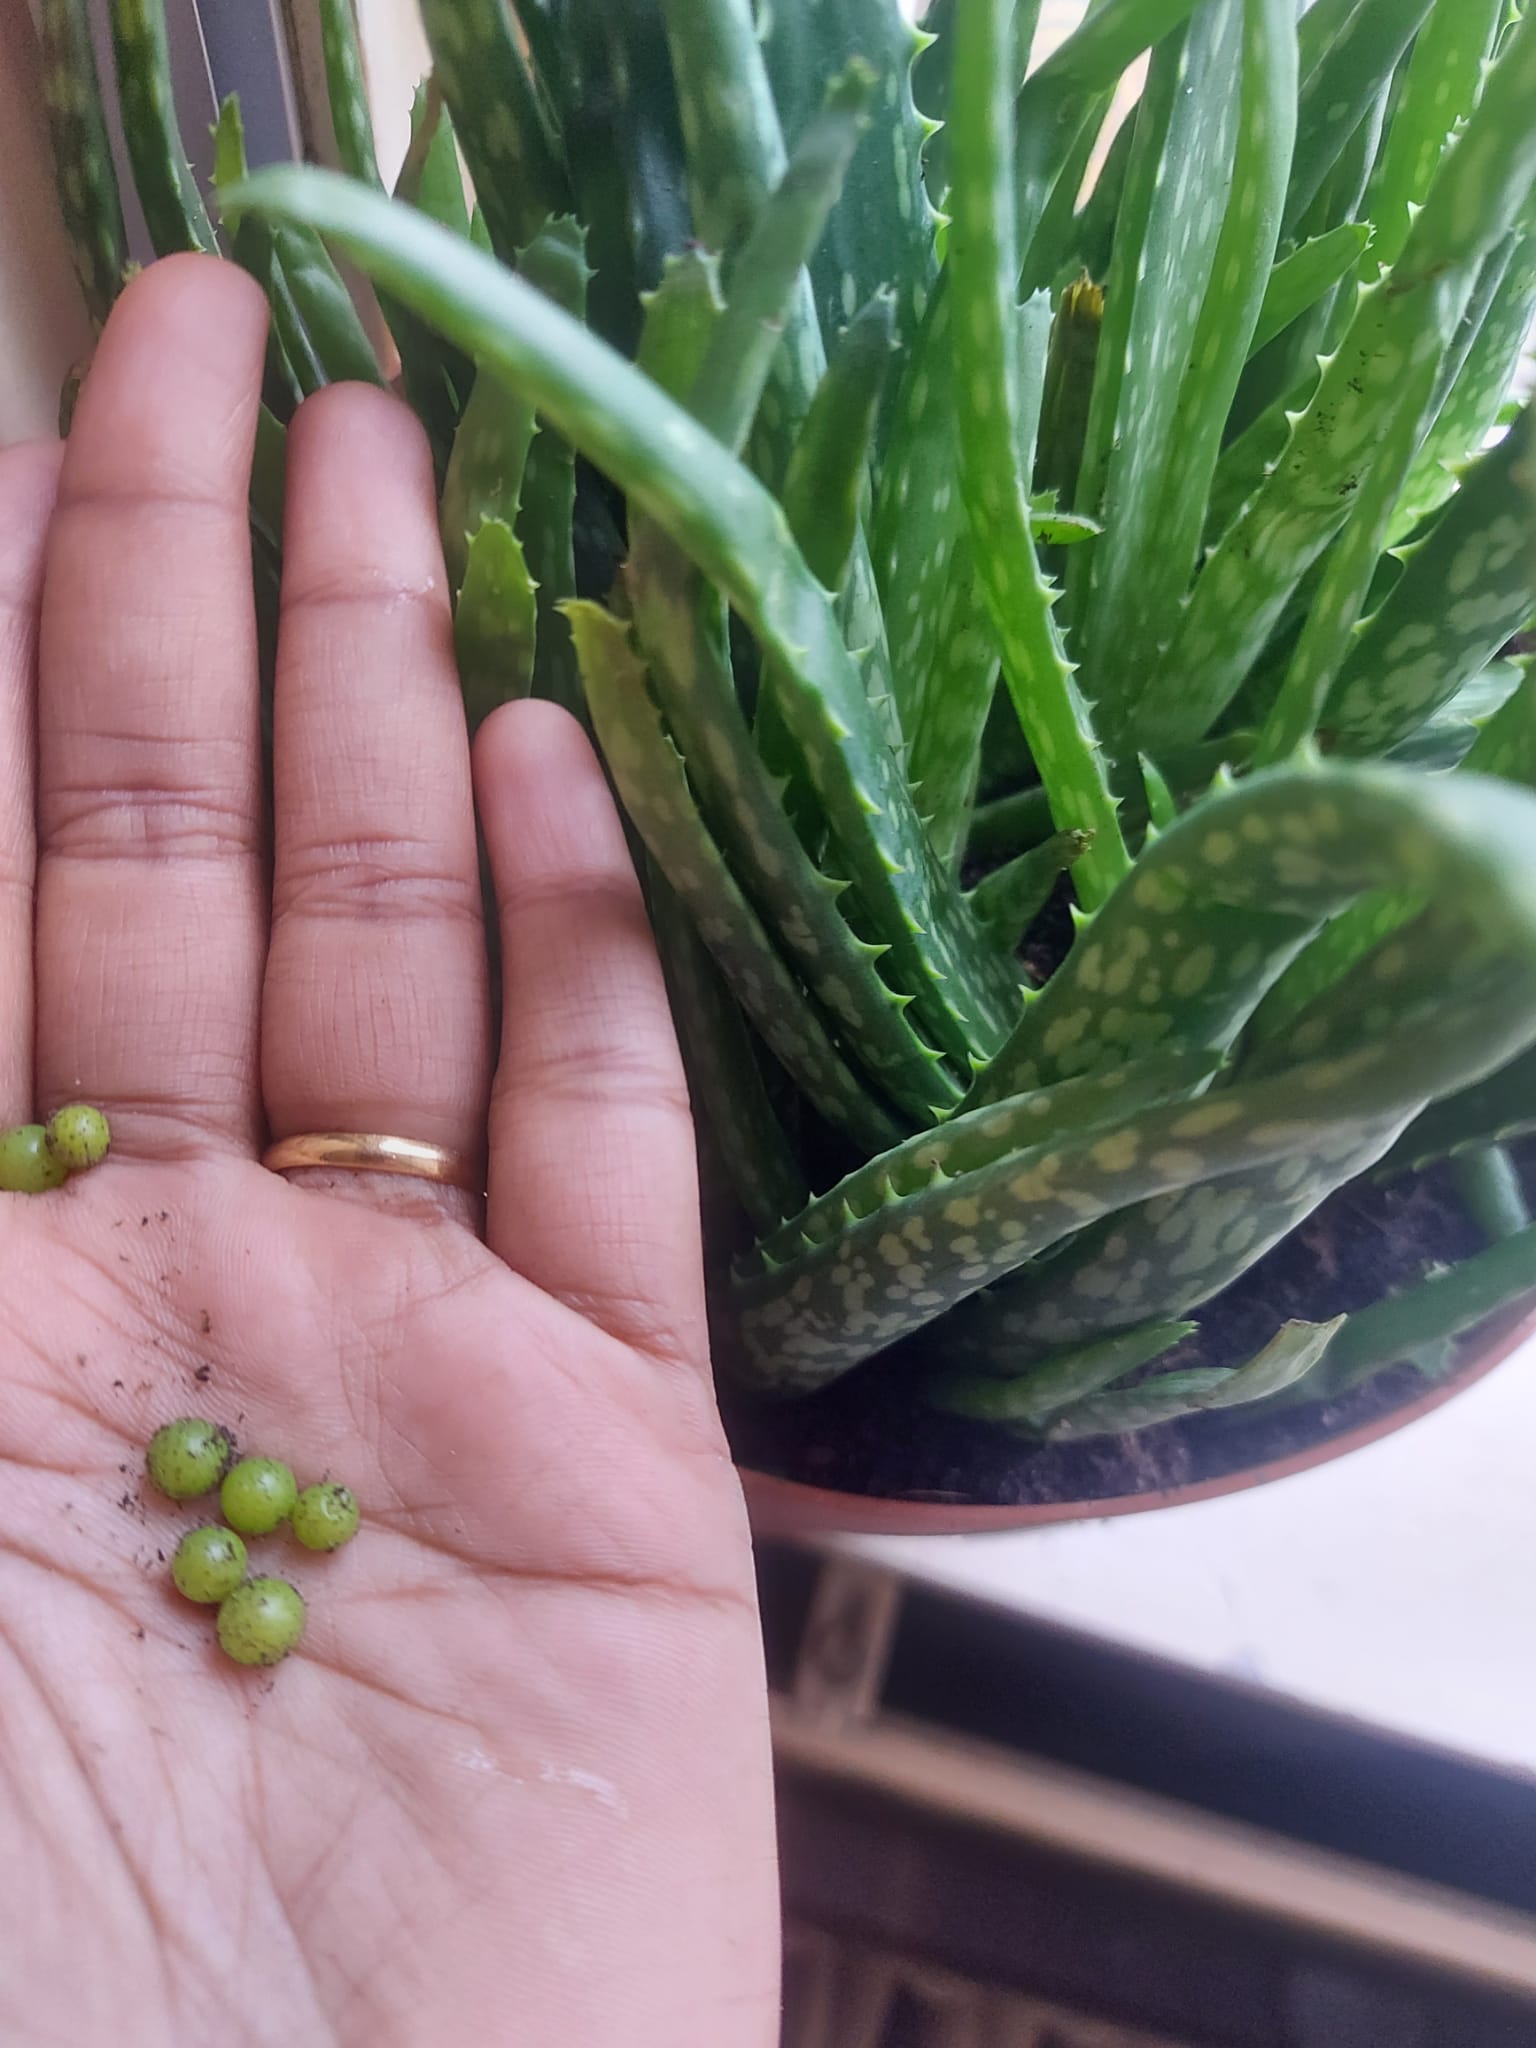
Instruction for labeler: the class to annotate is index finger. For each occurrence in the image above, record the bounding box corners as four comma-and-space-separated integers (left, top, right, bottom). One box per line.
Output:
474, 701, 707, 1373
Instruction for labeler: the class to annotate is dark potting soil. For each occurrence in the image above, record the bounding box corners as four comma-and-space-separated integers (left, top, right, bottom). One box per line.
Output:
717, 1160, 1505, 1508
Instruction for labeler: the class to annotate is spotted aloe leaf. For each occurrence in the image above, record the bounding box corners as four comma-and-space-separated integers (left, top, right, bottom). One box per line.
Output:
1391, 226, 1536, 542
1044, 1320, 1344, 1440
967, 830, 1092, 958
1265, 1223, 1536, 1410
1380, 1044, 1536, 1177
946, 0, 1129, 912
418, 0, 566, 262
567, 600, 905, 1152
1079, 0, 1294, 741
453, 520, 537, 727
760, 0, 940, 358
1246, 225, 1372, 364
1366, 0, 1505, 270
1280, 0, 1434, 240
928, 1318, 1195, 1430
39, 0, 128, 327
316, 0, 381, 188
760, 291, 897, 848
1325, 406, 1534, 755
109, 0, 215, 256
1148, 1, 1536, 751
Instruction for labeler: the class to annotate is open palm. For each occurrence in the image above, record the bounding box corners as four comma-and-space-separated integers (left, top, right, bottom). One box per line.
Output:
0, 259, 777, 2048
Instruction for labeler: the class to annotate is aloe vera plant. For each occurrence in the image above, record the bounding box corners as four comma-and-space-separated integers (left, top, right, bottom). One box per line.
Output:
43, 0, 1536, 1463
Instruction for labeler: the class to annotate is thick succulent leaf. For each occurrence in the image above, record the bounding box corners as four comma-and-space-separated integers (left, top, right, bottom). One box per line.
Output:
1046, 1320, 1343, 1440
928, 1318, 1194, 1428
453, 519, 537, 728
648, 869, 811, 1236
1326, 408, 1535, 755
967, 831, 1093, 957
418, 0, 566, 262
636, 248, 725, 399
568, 600, 904, 1152
761, 292, 897, 847
317, 0, 381, 188
395, 81, 469, 239
109, 0, 215, 256
687, 62, 876, 458
1083, 0, 1295, 736
947, 0, 1128, 911
1280, 0, 1433, 240
1247, 225, 1371, 364
1270, 1223, 1536, 1409
1452, 1144, 1531, 1244
761, 0, 940, 353
1381, 1042, 1536, 1175
623, 530, 966, 1121
40, 0, 128, 327
1148, 3, 1536, 750
381, 85, 474, 459
530, 0, 691, 357
1392, 227, 1536, 542
1252, 345, 1441, 763
1366, 0, 1506, 271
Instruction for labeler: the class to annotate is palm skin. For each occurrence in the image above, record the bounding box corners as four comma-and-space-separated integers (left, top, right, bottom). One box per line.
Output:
0, 259, 779, 2046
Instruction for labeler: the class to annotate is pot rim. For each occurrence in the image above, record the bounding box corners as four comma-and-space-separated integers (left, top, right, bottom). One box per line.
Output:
740, 1299, 1536, 1538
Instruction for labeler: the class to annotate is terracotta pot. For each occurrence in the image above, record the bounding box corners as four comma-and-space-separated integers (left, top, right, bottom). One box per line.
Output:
740, 1300, 1536, 1538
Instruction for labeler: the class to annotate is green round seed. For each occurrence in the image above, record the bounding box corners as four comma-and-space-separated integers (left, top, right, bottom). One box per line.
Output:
290, 1482, 360, 1552
220, 1457, 298, 1535
0, 1125, 70, 1194
216, 1577, 306, 1667
146, 1417, 233, 1500
171, 1524, 248, 1604
44, 1102, 111, 1172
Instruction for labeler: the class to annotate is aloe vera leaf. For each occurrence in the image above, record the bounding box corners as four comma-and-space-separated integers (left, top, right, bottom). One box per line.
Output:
1246, 225, 1372, 364
1046, 1320, 1343, 1439
1281, 0, 1433, 240
440, 370, 537, 593
1094, 0, 1296, 728
534, 0, 691, 358
1253, 351, 1442, 765
947, 0, 1128, 911
396, 79, 468, 238
109, 0, 215, 255
1276, 1223, 1536, 1408
928, 1319, 1195, 1426
1149, 5, 1536, 753
418, 0, 566, 262
228, 163, 1028, 1063
1325, 409, 1534, 755
761, 0, 941, 352
949, 849, 1528, 1362
649, 870, 811, 1236
781, 292, 895, 592
966, 830, 1093, 955
39, 0, 128, 327
636, 248, 726, 398
1392, 227, 1536, 541
733, 865, 1529, 1392
1454, 1144, 1533, 1245
1381, 1042, 1536, 1175
688, 62, 876, 457
568, 601, 905, 1151
1368, 0, 1506, 271
1462, 658, 1536, 787
317, 0, 381, 188
452, 518, 538, 728
759, 291, 896, 846
907, 294, 1055, 872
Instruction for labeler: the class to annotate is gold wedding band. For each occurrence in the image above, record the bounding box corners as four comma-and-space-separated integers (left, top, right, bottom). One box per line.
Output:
262, 1132, 481, 1194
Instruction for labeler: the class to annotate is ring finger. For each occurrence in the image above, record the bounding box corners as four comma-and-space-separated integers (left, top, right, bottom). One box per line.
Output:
261, 383, 490, 1223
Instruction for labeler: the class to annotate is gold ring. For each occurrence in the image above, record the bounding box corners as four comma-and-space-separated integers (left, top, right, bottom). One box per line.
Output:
262, 1132, 481, 1194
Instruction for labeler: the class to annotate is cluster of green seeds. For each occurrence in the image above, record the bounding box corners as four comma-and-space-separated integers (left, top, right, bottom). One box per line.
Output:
144, 1417, 360, 1668
0, 1104, 111, 1192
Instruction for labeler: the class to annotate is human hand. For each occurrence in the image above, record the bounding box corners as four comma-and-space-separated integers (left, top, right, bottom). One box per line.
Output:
0, 257, 778, 2047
